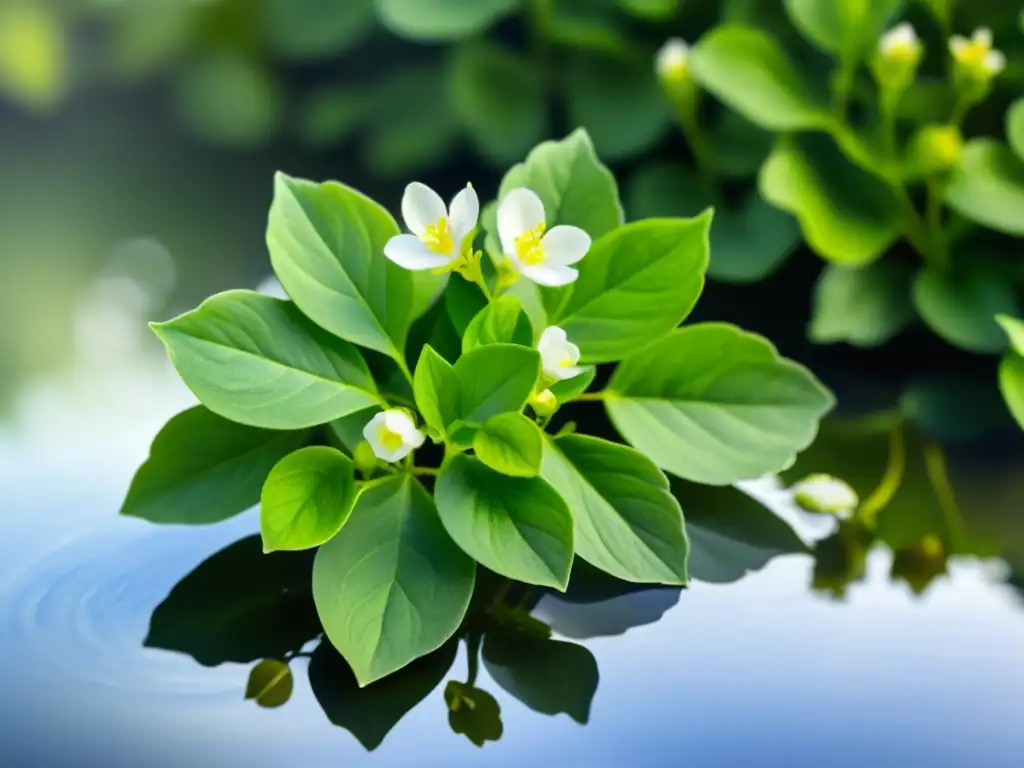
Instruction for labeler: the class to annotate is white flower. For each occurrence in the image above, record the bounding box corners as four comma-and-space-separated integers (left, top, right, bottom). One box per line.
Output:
496, 188, 591, 287
656, 37, 689, 82
949, 27, 1005, 75
537, 326, 584, 381
792, 474, 858, 516
362, 409, 425, 463
383, 182, 479, 271
879, 22, 921, 62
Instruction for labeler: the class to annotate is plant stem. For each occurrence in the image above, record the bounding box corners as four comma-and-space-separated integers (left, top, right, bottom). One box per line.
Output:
412, 466, 439, 476
465, 632, 482, 687
858, 421, 907, 524
670, 89, 714, 191
571, 391, 605, 402
925, 178, 949, 269
923, 441, 963, 544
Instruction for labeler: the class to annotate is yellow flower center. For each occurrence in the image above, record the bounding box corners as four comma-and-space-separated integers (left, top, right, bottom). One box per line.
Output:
956, 40, 990, 67
379, 427, 404, 453
558, 356, 574, 368
886, 41, 918, 62
514, 222, 547, 266
422, 217, 454, 255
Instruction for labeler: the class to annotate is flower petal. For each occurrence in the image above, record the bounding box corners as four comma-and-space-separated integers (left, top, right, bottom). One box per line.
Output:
974, 27, 992, 47
538, 325, 568, 353
497, 188, 546, 256
985, 50, 1006, 73
448, 184, 480, 246
949, 35, 968, 56
384, 234, 452, 271
522, 262, 578, 287
552, 365, 585, 381
402, 182, 447, 236
541, 225, 592, 266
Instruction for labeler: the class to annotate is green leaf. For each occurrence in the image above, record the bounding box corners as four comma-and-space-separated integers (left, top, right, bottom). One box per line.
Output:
913, 267, 1018, 353
541, 435, 689, 584
708, 110, 774, 179
565, 56, 671, 162
945, 139, 1024, 236
548, 367, 596, 403
174, 53, 281, 148
674, 480, 810, 583
760, 134, 900, 265
1008, 99, 1024, 163
999, 353, 1024, 430
453, 344, 540, 424
449, 41, 547, 165
618, 0, 679, 20
151, 290, 380, 429
295, 86, 366, 149
689, 25, 828, 131
474, 412, 544, 477
144, 536, 320, 665
376, 0, 517, 41
482, 631, 598, 723
260, 447, 357, 553
606, 323, 834, 485
265, 0, 375, 60
445, 276, 489, 337
312, 476, 475, 686
551, 215, 711, 363
267, 173, 425, 363
309, 639, 457, 751
445, 681, 504, 746
491, 128, 623, 241
462, 295, 534, 353
435, 455, 574, 589
783, 0, 900, 57
810, 261, 915, 347
413, 345, 460, 438
121, 406, 309, 525
245, 659, 293, 708
626, 164, 797, 283
997, 315, 1024, 356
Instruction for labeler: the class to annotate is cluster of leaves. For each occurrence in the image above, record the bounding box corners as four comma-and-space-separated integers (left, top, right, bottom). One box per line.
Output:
122, 129, 834, 684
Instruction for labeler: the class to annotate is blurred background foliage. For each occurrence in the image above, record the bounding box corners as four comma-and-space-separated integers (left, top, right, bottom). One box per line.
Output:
2, 0, 1024, 436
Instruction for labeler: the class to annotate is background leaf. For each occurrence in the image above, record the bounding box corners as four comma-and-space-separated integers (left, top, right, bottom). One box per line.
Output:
999, 354, 1024, 430
376, 0, 517, 41
944, 139, 1024, 236
810, 261, 915, 347
783, 0, 900, 57
151, 290, 380, 429
265, 0, 376, 60
607, 323, 834, 485
260, 447, 358, 552
435, 455, 574, 589
1007, 98, 1024, 163
121, 406, 308, 525
312, 476, 475, 686
913, 266, 1018, 353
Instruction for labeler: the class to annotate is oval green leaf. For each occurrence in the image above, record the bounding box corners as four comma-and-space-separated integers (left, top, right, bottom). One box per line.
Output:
462, 295, 534, 353
312, 475, 475, 686
474, 412, 544, 477
376, 0, 517, 41
541, 435, 689, 585
760, 134, 900, 265
810, 261, 915, 347
267, 173, 438, 362
413, 344, 460, 438
606, 323, 835, 485
1008, 99, 1024, 163
245, 659, 294, 708
999, 353, 1024, 430
944, 139, 1024, 236
688, 25, 828, 131
265, 0, 375, 60
997, 315, 1024, 356
453, 344, 541, 424
260, 447, 357, 553
913, 267, 1018, 354
151, 290, 380, 429
784, 0, 900, 57
121, 406, 309, 525
435, 455, 574, 589
552, 214, 711, 363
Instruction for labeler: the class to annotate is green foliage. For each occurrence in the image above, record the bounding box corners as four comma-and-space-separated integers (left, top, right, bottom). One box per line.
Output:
260, 447, 358, 553
312, 476, 476, 686
913, 266, 1018, 353
136, 130, 835, 683
810, 262, 915, 347
944, 139, 1024, 237
376, 0, 517, 41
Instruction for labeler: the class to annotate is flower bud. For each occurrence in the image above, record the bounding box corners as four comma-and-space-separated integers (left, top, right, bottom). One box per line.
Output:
655, 38, 690, 88
529, 389, 558, 418
871, 23, 922, 90
950, 27, 1006, 82
792, 473, 859, 516
907, 124, 963, 176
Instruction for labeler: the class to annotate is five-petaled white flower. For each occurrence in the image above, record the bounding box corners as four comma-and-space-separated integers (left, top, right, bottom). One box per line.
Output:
537, 326, 584, 381
384, 182, 479, 271
363, 409, 425, 463
655, 37, 689, 83
949, 27, 1005, 76
497, 188, 591, 287
879, 22, 922, 62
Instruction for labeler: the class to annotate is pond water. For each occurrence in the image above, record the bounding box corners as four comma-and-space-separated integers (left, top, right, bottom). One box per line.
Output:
2, 95, 1024, 768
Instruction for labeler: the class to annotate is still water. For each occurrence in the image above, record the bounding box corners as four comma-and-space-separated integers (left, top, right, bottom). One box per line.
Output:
1, 322, 1023, 767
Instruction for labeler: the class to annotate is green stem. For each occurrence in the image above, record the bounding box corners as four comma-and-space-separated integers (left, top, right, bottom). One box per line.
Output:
832, 57, 857, 121
858, 422, 907, 524
923, 441, 963, 544
571, 391, 605, 402
412, 466, 439, 476
671, 89, 714, 191
925, 178, 949, 269
465, 632, 482, 687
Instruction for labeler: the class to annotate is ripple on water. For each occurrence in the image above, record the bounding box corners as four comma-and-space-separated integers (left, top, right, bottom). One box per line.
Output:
0, 519, 257, 697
